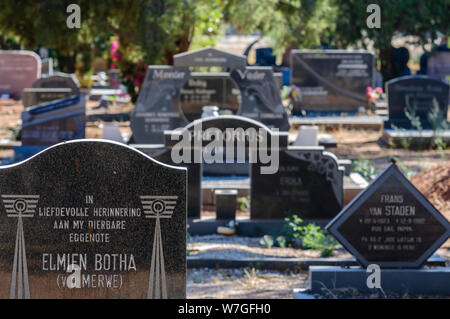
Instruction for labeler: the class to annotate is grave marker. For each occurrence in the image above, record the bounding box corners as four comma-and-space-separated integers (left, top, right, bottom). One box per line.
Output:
290, 50, 373, 113
0, 140, 187, 298
33, 72, 80, 96
0, 50, 41, 96
384, 75, 449, 129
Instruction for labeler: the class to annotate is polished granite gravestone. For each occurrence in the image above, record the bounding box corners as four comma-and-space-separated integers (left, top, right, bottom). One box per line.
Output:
33, 72, 81, 96
384, 75, 449, 129
231, 67, 290, 131
21, 88, 72, 108
21, 95, 86, 146
0, 50, 41, 96
173, 47, 247, 68
326, 163, 449, 268
130, 66, 191, 144
290, 50, 373, 113
180, 73, 241, 121
307, 163, 450, 295
0, 140, 187, 299
251, 147, 344, 219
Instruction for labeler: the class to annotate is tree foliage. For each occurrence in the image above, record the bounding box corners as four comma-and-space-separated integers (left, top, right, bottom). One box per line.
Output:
332, 0, 450, 81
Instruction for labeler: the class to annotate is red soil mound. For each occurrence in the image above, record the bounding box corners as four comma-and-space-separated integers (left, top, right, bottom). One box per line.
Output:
410, 162, 450, 221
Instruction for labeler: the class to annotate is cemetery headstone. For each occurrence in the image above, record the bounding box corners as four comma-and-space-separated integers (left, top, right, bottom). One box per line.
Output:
41, 58, 54, 76
308, 163, 450, 295
33, 72, 80, 96
326, 163, 450, 268
21, 95, 86, 146
251, 147, 344, 219
0, 50, 41, 97
290, 50, 374, 113
384, 75, 449, 129
130, 66, 190, 144
427, 51, 450, 82
180, 73, 241, 121
0, 140, 187, 298
231, 67, 290, 131
21, 88, 72, 108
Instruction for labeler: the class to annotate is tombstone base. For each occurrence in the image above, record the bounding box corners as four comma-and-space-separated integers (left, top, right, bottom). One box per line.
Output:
383, 129, 450, 148
309, 266, 450, 295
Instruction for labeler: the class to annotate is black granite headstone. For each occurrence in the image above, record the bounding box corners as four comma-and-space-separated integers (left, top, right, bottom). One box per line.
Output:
180, 73, 241, 121
427, 51, 450, 82
251, 147, 344, 219
0, 140, 187, 298
384, 75, 449, 129
290, 50, 373, 113
231, 67, 290, 131
130, 66, 190, 144
33, 72, 80, 96
326, 163, 450, 268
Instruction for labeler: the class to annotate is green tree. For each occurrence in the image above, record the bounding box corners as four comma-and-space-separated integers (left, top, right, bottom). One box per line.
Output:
332, 0, 449, 81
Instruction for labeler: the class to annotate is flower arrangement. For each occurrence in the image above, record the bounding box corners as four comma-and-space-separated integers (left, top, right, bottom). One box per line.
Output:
366, 86, 383, 102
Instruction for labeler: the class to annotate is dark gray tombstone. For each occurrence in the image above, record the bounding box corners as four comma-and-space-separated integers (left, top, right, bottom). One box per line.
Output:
173, 47, 247, 68
231, 67, 290, 131
290, 50, 374, 113
21, 95, 86, 146
130, 66, 191, 144
180, 73, 241, 121
21, 88, 72, 108
251, 146, 344, 219
384, 75, 449, 129
0, 140, 187, 299
215, 189, 237, 220
0, 50, 41, 96
33, 72, 80, 96
326, 163, 450, 268
427, 51, 450, 82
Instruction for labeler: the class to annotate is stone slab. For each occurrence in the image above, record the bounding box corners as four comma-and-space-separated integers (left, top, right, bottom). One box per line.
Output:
309, 266, 450, 295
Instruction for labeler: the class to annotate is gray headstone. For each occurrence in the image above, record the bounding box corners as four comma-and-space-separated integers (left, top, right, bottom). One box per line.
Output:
174, 47, 247, 68
384, 75, 449, 129
0, 50, 41, 96
21, 88, 72, 108
33, 72, 80, 96
0, 140, 187, 298
326, 163, 450, 268
290, 50, 374, 113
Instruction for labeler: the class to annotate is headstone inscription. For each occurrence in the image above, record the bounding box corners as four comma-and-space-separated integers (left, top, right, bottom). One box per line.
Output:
0, 140, 187, 299
326, 163, 450, 268
0, 50, 41, 97
251, 147, 344, 219
290, 50, 374, 113
32, 72, 81, 96
384, 76, 450, 129
180, 73, 241, 121
21, 88, 72, 108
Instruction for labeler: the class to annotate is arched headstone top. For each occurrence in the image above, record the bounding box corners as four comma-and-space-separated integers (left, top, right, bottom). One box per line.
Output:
174, 47, 247, 68
32, 72, 80, 95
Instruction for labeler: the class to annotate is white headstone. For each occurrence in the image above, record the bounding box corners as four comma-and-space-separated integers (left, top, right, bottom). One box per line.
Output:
293, 126, 318, 146
102, 124, 124, 143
